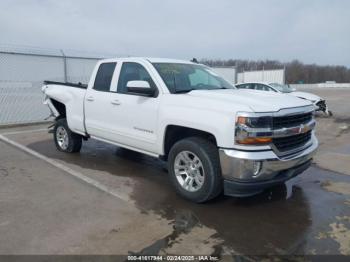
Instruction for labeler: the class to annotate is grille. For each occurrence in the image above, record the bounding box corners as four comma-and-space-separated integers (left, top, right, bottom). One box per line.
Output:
273, 112, 313, 129
273, 131, 312, 152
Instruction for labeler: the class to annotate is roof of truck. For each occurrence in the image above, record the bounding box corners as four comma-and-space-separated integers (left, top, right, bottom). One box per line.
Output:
145, 57, 194, 64
101, 57, 195, 64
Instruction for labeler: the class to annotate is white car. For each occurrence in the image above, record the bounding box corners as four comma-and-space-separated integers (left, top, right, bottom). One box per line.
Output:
42, 57, 318, 202
235, 82, 331, 116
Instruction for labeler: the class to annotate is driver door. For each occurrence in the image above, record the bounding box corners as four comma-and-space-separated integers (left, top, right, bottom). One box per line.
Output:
107, 61, 160, 153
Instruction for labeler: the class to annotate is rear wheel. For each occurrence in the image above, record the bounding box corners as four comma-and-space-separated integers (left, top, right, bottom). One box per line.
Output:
168, 137, 222, 203
54, 118, 82, 153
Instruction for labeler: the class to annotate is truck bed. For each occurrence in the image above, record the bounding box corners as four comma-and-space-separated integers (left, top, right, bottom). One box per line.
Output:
43, 80, 88, 89
43, 80, 87, 134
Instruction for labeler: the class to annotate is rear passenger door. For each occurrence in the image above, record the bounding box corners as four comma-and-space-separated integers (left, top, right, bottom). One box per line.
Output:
84, 62, 118, 140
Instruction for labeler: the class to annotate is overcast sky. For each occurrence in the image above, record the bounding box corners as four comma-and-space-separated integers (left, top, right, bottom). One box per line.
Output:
0, 0, 349, 66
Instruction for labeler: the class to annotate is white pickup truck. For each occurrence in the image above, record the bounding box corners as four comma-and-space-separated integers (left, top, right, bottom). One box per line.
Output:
42, 57, 318, 203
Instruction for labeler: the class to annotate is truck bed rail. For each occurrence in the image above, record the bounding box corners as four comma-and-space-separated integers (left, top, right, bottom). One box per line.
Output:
43, 80, 88, 89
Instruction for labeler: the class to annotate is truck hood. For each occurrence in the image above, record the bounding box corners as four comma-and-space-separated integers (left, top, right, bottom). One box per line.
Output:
289, 91, 322, 102
187, 89, 312, 112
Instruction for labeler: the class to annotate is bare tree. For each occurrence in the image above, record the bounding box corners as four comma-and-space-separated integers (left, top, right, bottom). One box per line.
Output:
201, 58, 350, 84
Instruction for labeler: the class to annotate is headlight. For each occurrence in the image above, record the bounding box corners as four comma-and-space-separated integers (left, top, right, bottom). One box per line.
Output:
237, 116, 272, 128
235, 115, 273, 145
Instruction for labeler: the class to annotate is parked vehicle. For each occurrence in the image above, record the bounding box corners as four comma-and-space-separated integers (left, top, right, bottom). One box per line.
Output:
235, 82, 332, 116
42, 58, 318, 203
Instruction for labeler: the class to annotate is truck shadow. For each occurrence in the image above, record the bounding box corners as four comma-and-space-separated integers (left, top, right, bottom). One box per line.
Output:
26, 138, 320, 255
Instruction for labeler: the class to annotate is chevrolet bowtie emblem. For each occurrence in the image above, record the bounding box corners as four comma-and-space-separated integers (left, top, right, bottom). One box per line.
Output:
301, 124, 311, 133
290, 124, 310, 135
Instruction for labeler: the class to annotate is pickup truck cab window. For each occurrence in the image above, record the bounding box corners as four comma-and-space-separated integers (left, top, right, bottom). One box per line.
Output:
152, 63, 234, 93
117, 62, 156, 94
93, 62, 117, 92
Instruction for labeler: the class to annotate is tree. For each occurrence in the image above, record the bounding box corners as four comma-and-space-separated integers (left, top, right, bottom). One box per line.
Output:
200, 58, 350, 84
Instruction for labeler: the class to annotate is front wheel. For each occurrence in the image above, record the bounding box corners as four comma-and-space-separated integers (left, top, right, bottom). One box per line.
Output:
54, 118, 82, 153
168, 137, 222, 203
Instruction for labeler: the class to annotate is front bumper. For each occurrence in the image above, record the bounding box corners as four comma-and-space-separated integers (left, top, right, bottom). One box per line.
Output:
219, 135, 318, 197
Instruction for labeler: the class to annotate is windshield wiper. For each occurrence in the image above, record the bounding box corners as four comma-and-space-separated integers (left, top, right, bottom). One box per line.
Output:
174, 86, 231, 94
175, 87, 230, 93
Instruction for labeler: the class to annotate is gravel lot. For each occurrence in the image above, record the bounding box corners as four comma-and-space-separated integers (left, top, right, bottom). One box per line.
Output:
0, 87, 349, 257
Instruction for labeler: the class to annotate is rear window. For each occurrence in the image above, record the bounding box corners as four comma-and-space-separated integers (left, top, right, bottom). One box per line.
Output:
93, 62, 116, 92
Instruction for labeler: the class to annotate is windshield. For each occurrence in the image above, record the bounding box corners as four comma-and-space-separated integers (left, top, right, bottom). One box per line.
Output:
269, 83, 294, 93
152, 63, 235, 93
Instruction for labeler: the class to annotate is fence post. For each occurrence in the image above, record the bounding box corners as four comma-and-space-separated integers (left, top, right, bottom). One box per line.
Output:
60, 49, 67, 82
262, 66, 264, 81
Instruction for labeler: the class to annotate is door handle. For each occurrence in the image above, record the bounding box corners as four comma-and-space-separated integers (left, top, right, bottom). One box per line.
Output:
86, 96, 94, 102
111, 100, 121, 105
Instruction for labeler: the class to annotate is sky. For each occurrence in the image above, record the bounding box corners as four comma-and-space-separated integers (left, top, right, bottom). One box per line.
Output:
0, 0, 349, 66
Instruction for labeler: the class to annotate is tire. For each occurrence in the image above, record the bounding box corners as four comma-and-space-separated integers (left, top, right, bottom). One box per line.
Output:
168, 137, 222, 203
53, 118, 82, 153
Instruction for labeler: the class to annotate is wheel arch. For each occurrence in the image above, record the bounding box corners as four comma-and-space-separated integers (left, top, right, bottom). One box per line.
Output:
49, 98, 66, 120
162, 125, 218, 160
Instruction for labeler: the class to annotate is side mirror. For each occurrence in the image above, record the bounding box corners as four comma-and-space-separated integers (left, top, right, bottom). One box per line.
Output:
126, 80, 155, 97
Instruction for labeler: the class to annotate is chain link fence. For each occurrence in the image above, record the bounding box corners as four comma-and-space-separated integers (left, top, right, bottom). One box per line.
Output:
0, 45, 111, 126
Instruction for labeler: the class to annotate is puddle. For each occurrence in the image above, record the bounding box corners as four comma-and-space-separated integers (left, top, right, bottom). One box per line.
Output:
328, 222, 350, 255
162, 226, 223, 255
336, 216, 350, 222
317, 216, 350, 256
130, 178, 314, 255
19, 137, 350, 255
132, 210, 224, 256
